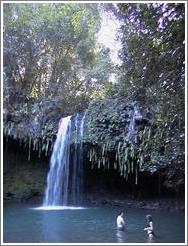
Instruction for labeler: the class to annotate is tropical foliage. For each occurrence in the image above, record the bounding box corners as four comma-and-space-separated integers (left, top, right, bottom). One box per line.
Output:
3, 3, 112, 113
3, 3, 185, 192
97, 3, 185, 190
3, 3, 112, 158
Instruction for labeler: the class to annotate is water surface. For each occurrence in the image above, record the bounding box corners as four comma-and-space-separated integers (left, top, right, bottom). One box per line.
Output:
3, 203, 185, 243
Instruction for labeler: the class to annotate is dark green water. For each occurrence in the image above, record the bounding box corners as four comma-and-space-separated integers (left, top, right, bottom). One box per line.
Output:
3, 203, 185, 243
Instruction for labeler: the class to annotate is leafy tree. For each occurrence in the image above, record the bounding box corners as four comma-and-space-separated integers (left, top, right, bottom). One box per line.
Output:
3, 3, 113, 159
3, 3, 112, 114
103, 3, 185, 190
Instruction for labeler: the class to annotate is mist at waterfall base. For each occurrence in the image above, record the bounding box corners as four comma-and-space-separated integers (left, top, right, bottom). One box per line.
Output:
37, 114, 86, 210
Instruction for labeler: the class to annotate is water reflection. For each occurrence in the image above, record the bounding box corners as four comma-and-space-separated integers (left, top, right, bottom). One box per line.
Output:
146, 234, 155, 243
41, 212, 62, 242
116, 229, 126, 243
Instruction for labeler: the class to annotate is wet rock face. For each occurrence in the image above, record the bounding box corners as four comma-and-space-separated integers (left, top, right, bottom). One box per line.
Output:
4, 98, 152, 164
82, 99, 156, 181
3, 140, 48, 203
4, 190, 43, 203
84, 100, 152, 147
3, 96, 184, 195
3, 100, 64, 160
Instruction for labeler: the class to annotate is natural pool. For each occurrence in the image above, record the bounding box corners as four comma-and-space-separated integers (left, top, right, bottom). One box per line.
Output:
3, 203, 185, 243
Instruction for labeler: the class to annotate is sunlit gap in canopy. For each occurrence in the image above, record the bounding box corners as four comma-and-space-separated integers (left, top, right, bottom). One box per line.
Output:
97, 5, 122, 66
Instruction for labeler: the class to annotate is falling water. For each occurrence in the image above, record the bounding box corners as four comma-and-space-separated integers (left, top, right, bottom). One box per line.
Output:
43, 116, 71, 206
43, 113, 85, 207
69, 113, 85, 204
127, 105, 142, 144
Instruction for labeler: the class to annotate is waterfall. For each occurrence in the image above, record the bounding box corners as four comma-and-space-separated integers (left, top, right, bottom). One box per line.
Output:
43, 116, 71, 206
43, 113, 85, 207
70, 113, 85, 204
127, 105, 142, 144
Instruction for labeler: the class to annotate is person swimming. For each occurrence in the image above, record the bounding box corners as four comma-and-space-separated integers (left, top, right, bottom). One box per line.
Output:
144, 214, 154, 240
116, 212, 125, 230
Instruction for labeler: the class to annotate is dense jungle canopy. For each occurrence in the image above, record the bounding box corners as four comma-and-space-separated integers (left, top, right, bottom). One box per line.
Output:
3, 3, 185, 194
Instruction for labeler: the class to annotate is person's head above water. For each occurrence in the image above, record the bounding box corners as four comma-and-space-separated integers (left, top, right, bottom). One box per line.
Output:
146, 214, 152, 223
119, 212, 124, 217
